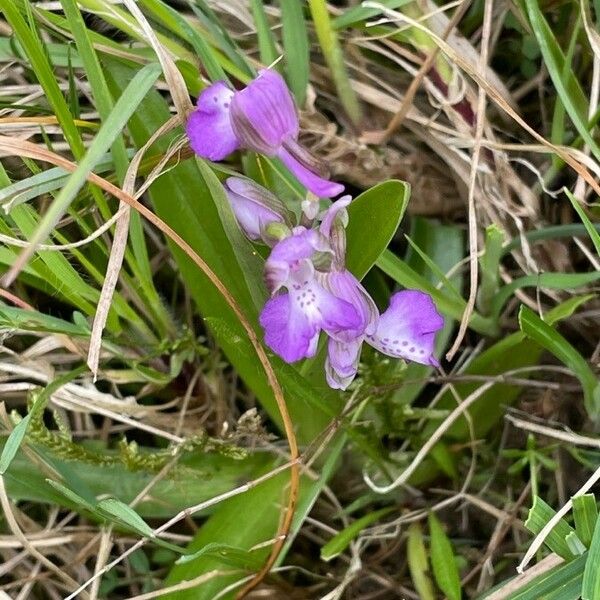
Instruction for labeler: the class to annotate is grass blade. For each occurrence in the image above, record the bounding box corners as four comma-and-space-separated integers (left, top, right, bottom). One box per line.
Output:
429, 512, 462, 600
3, 63, 162, 284
279, 0, 309, 105
582, 517, 600, 599
308, 0, 362, 126
519, 306, 600, 420
573, 494, 599, 548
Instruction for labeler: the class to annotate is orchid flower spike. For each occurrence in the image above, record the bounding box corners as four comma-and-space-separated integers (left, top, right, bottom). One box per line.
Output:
257, 195, 445, 390
186, 70, 344, 198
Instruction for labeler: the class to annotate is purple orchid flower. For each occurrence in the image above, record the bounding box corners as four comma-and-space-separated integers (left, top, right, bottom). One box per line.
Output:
232, 182, 444, 389
259, 227, 362, 363
316, 198, 444, 389
186, 70, 344, 198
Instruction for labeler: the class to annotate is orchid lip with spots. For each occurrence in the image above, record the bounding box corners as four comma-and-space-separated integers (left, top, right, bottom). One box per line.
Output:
186, 70, 344, 198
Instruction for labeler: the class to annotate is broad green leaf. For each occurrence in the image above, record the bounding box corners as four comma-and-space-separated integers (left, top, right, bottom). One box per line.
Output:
2, 444, 271, 519
407, 522, 436, 600
582, 518, 600, 599
164, 470, 288, 599
428, 513, 462, 600
519, 306, 600, 419
346, 180, 409, 278
573, 494, 598, 548
321, 507, 394, 561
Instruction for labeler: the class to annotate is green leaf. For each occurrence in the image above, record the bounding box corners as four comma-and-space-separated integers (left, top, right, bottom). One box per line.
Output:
478, 225, 505, 314
0, 365, 86, 474
488, 554, 586, 600
279, 0, 309, 105
524, 0, 600, 162
565, 188, 600, 258
176, 543, 264, 570
12, 62, 162, 266
164, 470, 287, 599
250, 0, 278, 65
2, 445, 272, 519
524, 496, 578, 560
428, 513, 462, 600
321, 507, 394, 561
565, 531, 587, 556
407, 522, 436, 600
492, 271, 600, 317
346, 180, 409, 278
308, 0, 362, 125
573, 494, 598, 548
582, 517, 600, 599
519, 306, 600, 420
97, 498, 155, 537
46, 479, 96, 512
0, 413, 32, 475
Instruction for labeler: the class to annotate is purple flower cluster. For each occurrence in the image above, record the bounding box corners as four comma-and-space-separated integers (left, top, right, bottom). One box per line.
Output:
187, 70, 444, 389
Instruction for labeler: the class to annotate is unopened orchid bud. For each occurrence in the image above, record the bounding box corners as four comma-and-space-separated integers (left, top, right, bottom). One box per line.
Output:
224, 177, 290, 244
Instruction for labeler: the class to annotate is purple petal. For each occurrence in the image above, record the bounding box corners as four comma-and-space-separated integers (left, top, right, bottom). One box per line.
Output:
320, 270, 378, 339
186, 82, 239, 161
265, 228, 330, 292
230, 69, 299, 155
319, 195, 352, 239
366, 290, 444, 367
224, 177, 285, 241
259, 294, 318, 362
268, 227, 327, 264
278, 147, 345, 198
325, 338, 362, 390
287, 269, 362, 335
